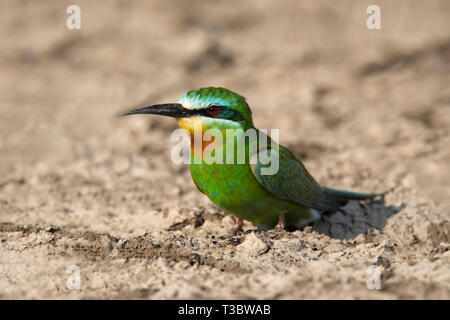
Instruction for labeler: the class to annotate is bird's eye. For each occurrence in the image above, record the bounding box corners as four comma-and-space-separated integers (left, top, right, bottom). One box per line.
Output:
207, 105, 221, 115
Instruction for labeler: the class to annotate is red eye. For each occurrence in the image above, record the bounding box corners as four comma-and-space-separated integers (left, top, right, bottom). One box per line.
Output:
207, 105, 221, 115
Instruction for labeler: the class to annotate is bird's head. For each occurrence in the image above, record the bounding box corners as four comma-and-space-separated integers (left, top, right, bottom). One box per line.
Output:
122, 87, 254, 134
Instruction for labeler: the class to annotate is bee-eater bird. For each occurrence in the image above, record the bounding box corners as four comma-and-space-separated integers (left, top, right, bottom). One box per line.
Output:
122, 87, 378, 232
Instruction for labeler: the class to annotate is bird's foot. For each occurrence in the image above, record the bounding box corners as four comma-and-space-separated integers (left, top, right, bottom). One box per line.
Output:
274, 213, 286, 230
229, 218, 244, 235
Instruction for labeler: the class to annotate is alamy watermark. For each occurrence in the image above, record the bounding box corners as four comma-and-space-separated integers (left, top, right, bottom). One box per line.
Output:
366, 265, 381, 290
66, 265, 81, 290
366, 5, 381, 30
66, 5, 81, 30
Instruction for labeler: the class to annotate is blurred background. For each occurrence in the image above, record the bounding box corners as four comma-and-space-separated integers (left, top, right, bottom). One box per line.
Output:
0, 0, 449, 299
1, 0, 449, 206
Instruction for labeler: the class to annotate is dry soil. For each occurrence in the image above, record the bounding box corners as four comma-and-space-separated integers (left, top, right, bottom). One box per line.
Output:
0, 0, 449, 299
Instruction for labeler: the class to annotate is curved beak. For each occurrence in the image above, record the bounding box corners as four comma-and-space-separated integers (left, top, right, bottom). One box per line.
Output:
121, 103, 192, 118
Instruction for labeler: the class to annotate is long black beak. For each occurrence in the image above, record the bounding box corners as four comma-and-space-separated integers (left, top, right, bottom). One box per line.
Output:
121, 103, 192, 118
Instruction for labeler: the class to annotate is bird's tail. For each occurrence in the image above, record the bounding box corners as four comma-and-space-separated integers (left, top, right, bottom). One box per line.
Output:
323, 187, 380, 207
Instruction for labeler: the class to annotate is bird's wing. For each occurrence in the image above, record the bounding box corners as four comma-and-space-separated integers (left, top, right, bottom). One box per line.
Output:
250, 146, 341, 212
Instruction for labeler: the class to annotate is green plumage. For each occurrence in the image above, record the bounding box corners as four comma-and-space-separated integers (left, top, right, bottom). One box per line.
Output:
124, 87, 378, 229
190, 130, 316, 227
184, 87, 377, 228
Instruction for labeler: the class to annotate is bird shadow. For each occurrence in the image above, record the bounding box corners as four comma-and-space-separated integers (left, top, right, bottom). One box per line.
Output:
308, 198, 404, 240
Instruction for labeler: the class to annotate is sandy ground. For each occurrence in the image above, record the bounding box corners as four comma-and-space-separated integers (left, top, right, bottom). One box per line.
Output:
0, 0, 449, 299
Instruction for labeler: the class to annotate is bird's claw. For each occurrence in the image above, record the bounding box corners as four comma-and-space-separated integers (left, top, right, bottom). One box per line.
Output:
273, 213, 286, 230
228, 217, 244, 235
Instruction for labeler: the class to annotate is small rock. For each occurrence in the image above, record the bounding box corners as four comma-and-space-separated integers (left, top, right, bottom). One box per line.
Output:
237, 233, 269, 257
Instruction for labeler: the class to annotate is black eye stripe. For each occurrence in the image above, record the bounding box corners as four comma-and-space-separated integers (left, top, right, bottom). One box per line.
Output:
195, 105, 223, 117
207, 105, 223, 114
193, 106, 244, 121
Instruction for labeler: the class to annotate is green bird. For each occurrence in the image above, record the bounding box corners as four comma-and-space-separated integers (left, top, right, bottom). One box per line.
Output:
122, 87, 378, 232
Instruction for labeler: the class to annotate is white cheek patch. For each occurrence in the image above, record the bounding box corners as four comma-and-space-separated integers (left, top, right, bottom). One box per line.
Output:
181, 102, 193, 110
179, 97, 196, 110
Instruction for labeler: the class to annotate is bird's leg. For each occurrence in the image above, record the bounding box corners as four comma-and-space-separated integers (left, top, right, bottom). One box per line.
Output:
275, 213, 286, 230
231, 217, 244, 235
